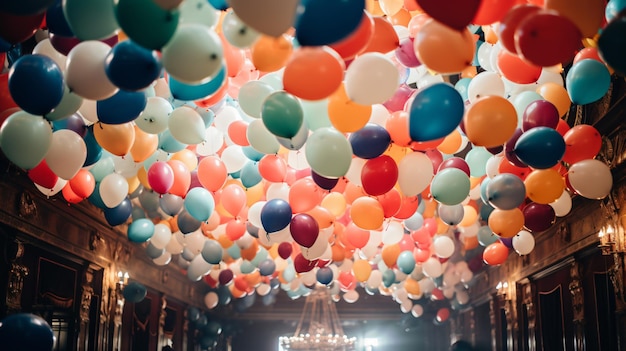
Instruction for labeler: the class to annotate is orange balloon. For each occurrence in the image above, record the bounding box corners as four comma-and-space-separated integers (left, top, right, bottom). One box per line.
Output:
306, 206, 335, 229
258, 154, 287, 183
352, 259, 372, 282
459, 205, 478, 227
382, 243, 401, 268
332, 243, 347, 261
488, 208, 524, 238
344, 222, 370, 249
524, 168, 564, 204
250, 34, 293, 72
386, 111, 412, 147
437, 129, 463, 154
389, 8, 412, 26
126, 176, 140, 195
365, 0, 384, 16
464, 235, 479, 250
167, 160, 191, 198
404, 277, 422, 295
362, 16, 400, 54
328, 84, 371, 133
245, 182, 264, 207
330, 12, 374, 60
137, 167, 152, 190
350, 196, 384, 230
483, 241, 509, 265
170, 148, 198, 171
536, 82, 571, 117
414, 19, 475, 74
93, 122, 136, 156
227, 120, 250, 146
393, 195, 420, 219
463, 95, 517, 148
321, 192, 347, 218
197, 156, 228, 192
343, 181, 367, 205
69, 169, 96, 199
283, 46, 345, 101
130, 125, 158, 162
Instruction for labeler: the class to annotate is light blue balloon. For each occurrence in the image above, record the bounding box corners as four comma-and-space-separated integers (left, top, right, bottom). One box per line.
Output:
251, 247, 269, 266
485, 173, 526, 210
227, 244, 241, 260
438, 204, 465, 225
606, 0, 626, 22
240, 260, 256, 274
301, 99, 331, 131
454, 77, 472, 102
283, 263, 296, 282
242, 146, 264, 162
512, 91, 543, 124
159, 130, 187, 153
184, 187, 215, 222
397, 251, 416, 274
430, 168, 470, 206
0, 111, 53, 170
90, 156, 115, 182
238, 80, 275, 118
201, 239, 223, 264
464, 146, 492, 177
127, 218, 155, 243
63, 0, 119, 40
403, 211, 424, 231
240, 161, 262, 188
477, 225, 498, 247
565, 59, 611, 105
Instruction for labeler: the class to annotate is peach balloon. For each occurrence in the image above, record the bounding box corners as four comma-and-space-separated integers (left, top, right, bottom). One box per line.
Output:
130, 125, 158, 163
328, 84, 372, 133
350, 196, 384, 230
258, 154, 287, 183
289, 177, 323, 213
250, 34, 293, 72
167, 160, 191, 198
170, 149, 199, 171
93, 122, 136, 156
221, 183, 247, 217
197, 156, 228, 192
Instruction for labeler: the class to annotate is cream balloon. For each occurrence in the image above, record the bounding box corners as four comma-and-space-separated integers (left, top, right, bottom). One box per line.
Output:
549, 189, 572, 217
345, 52, 400, 105
398, 151, 434, 197
467, 71, 505, 103
45, 130, 87, 180
247, 119, 281, 155
99, 173, 129, 208
136, 97, 173, 134
169, 106, 206, 144
66, 41, 119, 100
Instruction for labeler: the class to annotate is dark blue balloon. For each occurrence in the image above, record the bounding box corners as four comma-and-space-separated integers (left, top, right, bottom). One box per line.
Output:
598, 15, 626, 75
311, 170, 338, 191
207, 0, 229, 10
97, 90, 147, 124
83, 125, 103, 167
8, 54, 64, 115
514, 127, 565, 169
260, 198, 292, 233
408, 82, 465, 142
349, 123, 391, 159
45, 0, 73, 36
169, 65, 226, 101
0, 37, 11, 52
104, 197, 132, 226
123, 282, 147, 303
105, 40, 162, 91
316, 266, 333, 285
0, 313, 54, 351
295, 0, 365, 46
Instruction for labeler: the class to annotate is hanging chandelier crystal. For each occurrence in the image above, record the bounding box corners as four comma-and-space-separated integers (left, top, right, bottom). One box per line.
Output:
280, 287, 357, 351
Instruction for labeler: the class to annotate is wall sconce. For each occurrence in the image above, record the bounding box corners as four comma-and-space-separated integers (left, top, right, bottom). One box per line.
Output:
597, 190, 626, 306
117, 271, 129, 290
496, 281, 509, 300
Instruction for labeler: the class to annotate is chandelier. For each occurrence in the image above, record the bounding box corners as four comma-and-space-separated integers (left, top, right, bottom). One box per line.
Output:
280, 287, 357, 351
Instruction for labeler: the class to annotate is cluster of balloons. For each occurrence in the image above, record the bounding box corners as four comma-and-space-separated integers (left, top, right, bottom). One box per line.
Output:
0, 0, 621, 320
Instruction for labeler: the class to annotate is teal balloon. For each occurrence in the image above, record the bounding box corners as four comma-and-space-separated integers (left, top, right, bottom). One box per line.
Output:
83, 125, 103, 167
485, 173, 526, 210
598, 14, 626, 75
479, 201, 494, 221
479, 177, 490, 205
261, 91, 303, 139
201, 239, 223, 264
127, 218, 155, 243
0, 111, 52, 170
123, 282, 147, 303
169, 65, 226, 101
159, 130, 187, 153
240, 260, 255, 274
184, 187, 215, 222
242, 146, 264, 161
408, 82, 464, 142
88, 185, 107, 209
251, 247, 269, 266
115, 0, 180, 50
430, 168, 470, 206
305, 127, 353, 178
565, 59, 611, 105
382, 269, 396, 288
477, 225, 498, 247
63, 0, 119, 40
396, 251, 416, 274
514, 127, 565, 169
227, 244, 241, 260
240, 161, 262, 188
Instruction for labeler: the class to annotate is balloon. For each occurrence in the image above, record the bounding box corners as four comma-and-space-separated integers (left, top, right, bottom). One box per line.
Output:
512, 230, 535, 255
201, 240, 223, 264
562, 124, 602, 165
598, 15, 626, 75
261, 91, 303, 139
8, 54, 64, 116
311, 171, 339, 191
345, 52, 400, 105
147, 161, 174, 194
97, 90, 147, 125
221, 10, 261, 49
136, 97, 172, 135
408, 83, 465, 142
221, 184, 247, 216
238, 80, 275, 118
0, 111, 53, 170
397, 151, 433, 197
93, 122, 136, 157
330, 11, 374, 60
417, 0, 481, 30
413, 19, 475, 74
127, 218, 155, 243
362, 15, 399, 54
544, 0, 605, 39
250, 34, 293, 73
350, 196, 384, 230
361, 155, 398, 196
523, 202, 556, 232
350, 124, 391, 159
0, 313, 54, 351
283, 47, 345, 101
464, 95, 517, 148
123, 282, 147, 302
99, 173, 129, 208
327, 83, 371, 133
168, 106, 206, 144
105, 40, 163, 91
522, 100, 560, 132
45, 129, 87, 180
438, 204, 465, 226
185, 187, 215, 222
229, 0, 297, 37
466, 71, 505, 104
290, 213, 319, 248
115, 0, 180, 50
488, 208, 524, 238
565, 59, 611, 105
524, 169, 565, 204
498, 4, 542, 54
305, 127, 353, 178
514, 127, 565, 169
485, 173, 526, 210
65, 41, 119, 101
63, 0, 118, 40
497, 50, 542, 84
430, 168, 470, 206
294, 0, 364, 46
104, 197, 132, 226
438, 157, 471, 177
261, 199, 292, 233
397, 250, 416, 274
482, 241, 509, 265
567, 159, 613, 200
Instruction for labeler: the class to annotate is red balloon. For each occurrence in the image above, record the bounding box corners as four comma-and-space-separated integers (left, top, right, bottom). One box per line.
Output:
562, 124, 602, 165
473, 0, 517, 25
436, 307, 450, 322
377, 188, 402, 218
498, 4, 542, 54
0, 11, 44, 44
438, 157, 470, 177
294, 253, 317, 273
69, 169, 96, 199
417, 0, 481, 30
515, 11, 583, 67
28, 159, 58, 189
218, 269, 234, 285
330, 11, 374, 60
361, 155, 398, 196
290, 213, 319, 248
393, 195, 420, 220
483, 241, 510, 265
497, 50, 542, 84
278, 242, 293, 259
147, 161, 175, 194
523, 202, 555, 232
522, 100, 560, 132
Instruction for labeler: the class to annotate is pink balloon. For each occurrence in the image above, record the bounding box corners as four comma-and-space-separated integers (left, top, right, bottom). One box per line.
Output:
290, 213, 319, 248
395, 37, 421, 68
383, 84, 415, 112
147, 161, 174, 194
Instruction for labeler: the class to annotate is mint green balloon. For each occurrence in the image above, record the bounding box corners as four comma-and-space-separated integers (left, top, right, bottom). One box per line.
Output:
430, 168, 470, 206
301, 99, 331, 131
0, 111, 52, 170
261, 91, 303, 139
305, 127, 352, 178
116, 0, 180, 50
238, 81, 275, 118
90, 155, 115, 182
464, 146, 492, 177
63, 0, 119, 40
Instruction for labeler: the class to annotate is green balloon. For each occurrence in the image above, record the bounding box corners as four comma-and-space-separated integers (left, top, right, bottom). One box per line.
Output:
0, 111, 53, 170
261, 91, 303, 139
45, 85, 83, 121
301, 99, 331, 131
305, 127, 352, 178
63, 0, 119, 40
430, 168, 470, 206
116, 0, 180, 50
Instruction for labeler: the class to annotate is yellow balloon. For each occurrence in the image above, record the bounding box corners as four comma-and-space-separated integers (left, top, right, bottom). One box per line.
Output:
524, 169, 565, 204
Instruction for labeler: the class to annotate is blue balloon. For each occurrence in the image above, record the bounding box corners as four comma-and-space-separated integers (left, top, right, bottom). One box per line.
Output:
396, 251, 416, 274
242, 146, 264, 161
514, 127, 565, 169
403, 211, 424, 231
565, 59, 611, 105
97, 90, 147, 124
217, 285, 232, 305
123, 282, 147, 303
295, 0, 365, 46
240, 161, 262, 188
184, 187, 215, 222
316, 266, 333, 285
177, 209, 202, 234
45, 0, 73, 36
201, 239, 223, 264
227, 244, 241, 260
159, 130, 187, 153
8, 54, 64, 115
127, 218, 155, 242
605, 0, 626, 22
104, 197, 132, 226
479, 201, 495, 221
169, 64, 226, 101
0, 313, 54, 351
260, 199, 292, 233
105, 40, 163, 91
454, 77, 472, 101
83, 125, 103, 167
408, 82, 465, 142
382, 269, 396, 288
258, 259, 276, 276
485, 173, 526, 210
349, 123, 391, 159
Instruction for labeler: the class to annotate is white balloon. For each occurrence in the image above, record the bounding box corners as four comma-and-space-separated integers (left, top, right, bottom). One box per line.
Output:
345, 52, 400, 105
196, 126, 224, 156
467, 71, 505, 103
151, 223, 172, 249
549, 189, 572, 217
36, 178, 67, 197
421, 257, 443, 278
204, 291, 219, 309
153, 251, 172, 266
369, 104, 390, 126
221, 145, 248, 173
45, 130, 87, 180
287, 148, 309, 170
136, 97, 172, 134
266, 182, 289, 201
567, 159, 613, 200
382, 221, 404, 245
343, 289, 360, 303
180, 0, 219, 27
78, 99, 98, 124
33, 39, 67, 71
222, 10, 260, 48
246, 119, 280, 155
188, 255, 212, 281
433, 235, 455, 259
512, 230, 535, 255
165, 233, 184, 254
99, 173, 129, 208
367, 269, 383, 289
411, 304, 424, 318
476, 43, 494, 71
66, 41, 118, 100
238, 80, 275, 118
113, 154, 142, 178
169, 106, 206, 144
345, 157, 366, 186
398, 151, 434, 196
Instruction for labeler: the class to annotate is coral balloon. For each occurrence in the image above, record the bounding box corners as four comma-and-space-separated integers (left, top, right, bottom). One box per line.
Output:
283, 46, 345, 101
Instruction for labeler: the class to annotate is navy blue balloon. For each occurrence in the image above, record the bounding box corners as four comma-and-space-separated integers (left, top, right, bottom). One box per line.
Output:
104, 197, 132, 226
260, 198, 292, 233
514, 127, 565, 169
0, 313, 54, 351
349, 123, 391, 159
316, 266, 333, 285
123, 282, 147, 303
45, 0, 73, 36
408, 82, 465, 142
83, 125, 103, 167
295, 0, 365, 46
207, 0, 229, 10
105, 40, 162, 91
169, 65, 226, 101
8, 54, 64, 115
97, 90, 147, 124
598, 15, 626, 76
311, 170, 338, 191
